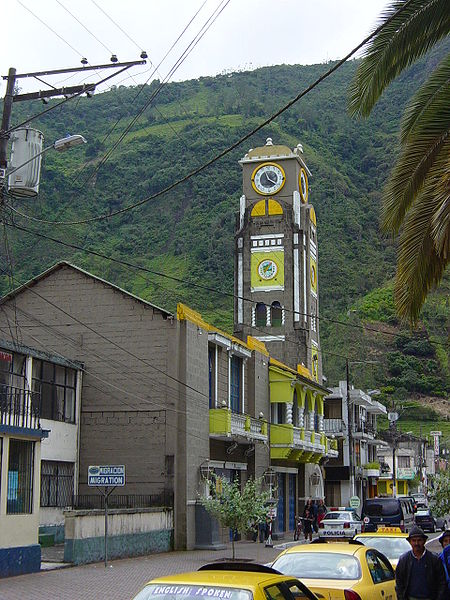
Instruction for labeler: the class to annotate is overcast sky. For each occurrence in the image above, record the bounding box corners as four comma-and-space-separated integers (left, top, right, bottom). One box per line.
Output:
1, 0, 392, 96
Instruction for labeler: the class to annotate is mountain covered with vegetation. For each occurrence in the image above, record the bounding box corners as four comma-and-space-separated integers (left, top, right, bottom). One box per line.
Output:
2, 40, 448, 434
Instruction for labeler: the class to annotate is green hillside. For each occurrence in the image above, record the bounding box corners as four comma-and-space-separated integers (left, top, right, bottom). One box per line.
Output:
1, 41, 448, 436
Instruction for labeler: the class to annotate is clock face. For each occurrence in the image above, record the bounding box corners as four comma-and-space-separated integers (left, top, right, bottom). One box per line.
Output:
252, 163, 285, 195
299, 168, 308, 203
258, 259, 278, 280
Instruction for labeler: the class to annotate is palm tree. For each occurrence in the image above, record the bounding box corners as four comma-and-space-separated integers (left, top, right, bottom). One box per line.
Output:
348, 0, 450, 324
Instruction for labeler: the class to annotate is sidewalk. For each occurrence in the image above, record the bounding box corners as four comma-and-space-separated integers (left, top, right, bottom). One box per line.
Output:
0, 537, 306, 600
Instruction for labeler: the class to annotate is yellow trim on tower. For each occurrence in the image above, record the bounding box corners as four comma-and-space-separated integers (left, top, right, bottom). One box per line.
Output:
310, 206, 317, 226
251, 199, 266, 217
268, 199, 283, 215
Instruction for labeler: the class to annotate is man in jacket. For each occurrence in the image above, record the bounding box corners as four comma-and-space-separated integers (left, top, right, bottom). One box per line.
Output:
395, 525, 448, 600
438, 530, 450, 592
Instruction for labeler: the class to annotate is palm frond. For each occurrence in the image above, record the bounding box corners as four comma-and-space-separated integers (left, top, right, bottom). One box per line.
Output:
348, 0, 450, 117
382, 127, 448, 233
401, 53, 450, 143
394, 155, 449, 322
430, 148, 450, 256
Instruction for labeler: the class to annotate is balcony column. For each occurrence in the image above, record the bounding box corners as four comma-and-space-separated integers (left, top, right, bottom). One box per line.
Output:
286, 402, 293, 425
298, 406, 305, 428
309, 411, 315, 431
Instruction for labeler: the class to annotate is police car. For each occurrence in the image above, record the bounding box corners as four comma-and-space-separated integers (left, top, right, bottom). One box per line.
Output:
318, 507, 363, 538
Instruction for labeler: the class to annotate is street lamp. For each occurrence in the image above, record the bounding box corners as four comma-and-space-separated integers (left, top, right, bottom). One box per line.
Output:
7, 134, 87, 177
3, 131, 87, 199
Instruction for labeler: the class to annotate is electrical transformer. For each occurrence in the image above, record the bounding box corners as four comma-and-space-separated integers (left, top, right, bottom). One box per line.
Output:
8, 128, 44, 197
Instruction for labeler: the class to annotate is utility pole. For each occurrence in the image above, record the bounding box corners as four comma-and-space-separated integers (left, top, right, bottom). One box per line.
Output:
0, 68, 16, 197
1, 59, 145, 202
346, 359, 355, 498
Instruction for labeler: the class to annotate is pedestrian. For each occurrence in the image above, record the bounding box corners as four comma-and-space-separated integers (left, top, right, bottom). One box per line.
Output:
258, 518, 267, 543
311, 500, 319, 533
303, 508, 313, 542
438, 529, 450, 593
317, 499, 327, 526
395, 525, 447, 600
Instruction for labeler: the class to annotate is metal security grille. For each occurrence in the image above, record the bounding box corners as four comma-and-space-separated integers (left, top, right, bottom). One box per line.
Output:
72, 490, 173, 510
40, 461, 74, 507
7, 439, 34, 514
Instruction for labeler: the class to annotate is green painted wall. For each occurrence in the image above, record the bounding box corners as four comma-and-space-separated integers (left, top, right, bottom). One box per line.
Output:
64, 529, 173, 564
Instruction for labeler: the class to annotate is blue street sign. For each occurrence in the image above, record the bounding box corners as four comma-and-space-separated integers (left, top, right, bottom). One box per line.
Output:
88, 465, 125, 487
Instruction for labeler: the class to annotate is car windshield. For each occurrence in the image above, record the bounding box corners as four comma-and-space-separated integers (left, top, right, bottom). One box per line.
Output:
133, 585, 253, 600
355, 536, 410, 560
364, 500, 400, 517
324, 512, 351, 521
272, 552, 361, 580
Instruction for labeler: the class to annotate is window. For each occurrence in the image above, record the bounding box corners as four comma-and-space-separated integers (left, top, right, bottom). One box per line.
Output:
0, 350, 26, 390
208, 348, 215, 408
271, 301, 282, 327
271, 552, 361, 580
32, 359, 76, 423
0, 351, 27, 426
40, 460, 74, 507
265, 585, 287, 600
366, 550, 394, 584
7, 439, 34, 514
398, 456, 410, 468
230, 355, 241, 413
255, 302, 267, 327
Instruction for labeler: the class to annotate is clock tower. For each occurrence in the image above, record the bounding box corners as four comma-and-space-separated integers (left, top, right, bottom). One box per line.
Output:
234, 138, 322, 382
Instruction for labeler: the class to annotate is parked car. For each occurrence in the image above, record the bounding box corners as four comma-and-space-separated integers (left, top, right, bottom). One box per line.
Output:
318, 508, 363, 538
361, 497, 415, 533
412, 493, 428, 508
270, 539, 396, 600
132, 563, 318, 600
415, 508, 437, 532
436, 514, 450, 532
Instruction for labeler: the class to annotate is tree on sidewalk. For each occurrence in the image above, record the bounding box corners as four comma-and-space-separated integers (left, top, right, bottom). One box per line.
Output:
429, 470, 450, 516
201, 476, 272, 560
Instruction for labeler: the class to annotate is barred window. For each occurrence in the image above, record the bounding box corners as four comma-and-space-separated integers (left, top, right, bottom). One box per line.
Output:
0, 350, 26, 390
40, 461, 74, 507
7, 439, 34, 514
32, 360, 76, 423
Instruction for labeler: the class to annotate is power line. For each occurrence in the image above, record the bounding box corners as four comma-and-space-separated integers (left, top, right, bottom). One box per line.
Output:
17, 0, 86, 60
55, 0, 114, 55
60, 0, 210, 191
3, 216, 447, 350
8, 0, 417, 227
73, 0, 231, 191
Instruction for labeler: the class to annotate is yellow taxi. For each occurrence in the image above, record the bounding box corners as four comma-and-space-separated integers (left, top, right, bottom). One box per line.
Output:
354, 526, 410, 569
270, 540, 396, 600
132, 563, 318, 600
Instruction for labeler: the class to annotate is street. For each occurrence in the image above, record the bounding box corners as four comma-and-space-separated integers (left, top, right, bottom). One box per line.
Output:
0, 533, 443, 600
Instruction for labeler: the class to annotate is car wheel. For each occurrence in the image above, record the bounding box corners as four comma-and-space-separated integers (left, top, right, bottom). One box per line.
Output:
431, 524, 435, 533
442, 521, 448, 532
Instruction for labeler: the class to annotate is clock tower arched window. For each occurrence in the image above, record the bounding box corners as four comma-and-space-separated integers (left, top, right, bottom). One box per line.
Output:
255, 302, 266, 327
271, 301, 282, 327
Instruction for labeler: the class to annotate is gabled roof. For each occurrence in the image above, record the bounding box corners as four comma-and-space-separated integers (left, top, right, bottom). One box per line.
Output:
0, 261, 173, 317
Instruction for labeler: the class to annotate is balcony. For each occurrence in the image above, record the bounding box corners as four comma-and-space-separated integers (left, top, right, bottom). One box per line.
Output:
353, 422, 376, 440
209, 408, 268, 443
323, 418, 345, 436
363, 463, 381, 478
270, 424, 331, 462
0, 384, 41, 430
